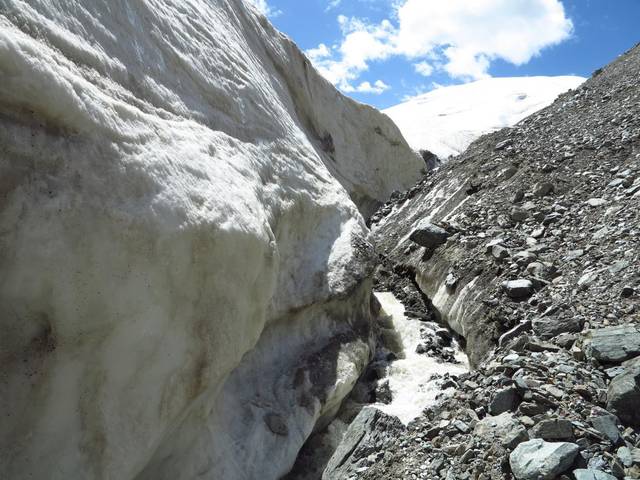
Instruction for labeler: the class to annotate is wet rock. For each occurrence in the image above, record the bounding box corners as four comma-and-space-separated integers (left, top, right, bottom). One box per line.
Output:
502, 280, 534, 299
509, 439, 579, 480
409, 220, 449, 248
584, 325, 640, 363
375, 380, 392, 404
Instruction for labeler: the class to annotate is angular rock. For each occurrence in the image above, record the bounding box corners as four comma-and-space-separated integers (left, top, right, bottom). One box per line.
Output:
409, 220, 449, 249
532, 316, 583, 339
489, 386, 521, 415
492, 244, 511, 260
323, 407, 405, 480
533, 182, 554, 197
573, 469, 617, 480
530, 418, 574, 441
606, 365, 640, 427
502, 280, 534, 299
474, 412, 529, 450
509, 439, 579, 480
584, 325, 640, 363
589, 414, 621, 445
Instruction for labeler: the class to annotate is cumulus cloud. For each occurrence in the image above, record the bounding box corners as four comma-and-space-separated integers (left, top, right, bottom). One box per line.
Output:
306, 0, 574, 91
246, 0, 281, 18
305, 15, 395, 92
414, 61, 434, 77
326, 0, 342, 11
346, 80, 391, 94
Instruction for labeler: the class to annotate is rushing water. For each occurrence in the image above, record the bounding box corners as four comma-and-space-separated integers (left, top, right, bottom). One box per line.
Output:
373, 291, 468, 424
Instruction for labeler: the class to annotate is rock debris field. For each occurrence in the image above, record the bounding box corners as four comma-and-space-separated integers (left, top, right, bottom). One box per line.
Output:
324, 43, 640, 480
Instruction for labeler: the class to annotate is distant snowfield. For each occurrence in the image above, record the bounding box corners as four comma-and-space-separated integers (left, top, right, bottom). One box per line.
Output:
384, 76, 586, 159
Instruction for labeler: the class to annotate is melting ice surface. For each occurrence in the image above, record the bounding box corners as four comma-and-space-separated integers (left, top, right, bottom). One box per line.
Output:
373, 292, 468, 425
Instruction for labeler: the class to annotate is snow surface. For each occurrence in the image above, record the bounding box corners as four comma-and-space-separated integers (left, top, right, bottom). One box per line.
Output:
0, 1, 422, 479
384, 76, 585, 159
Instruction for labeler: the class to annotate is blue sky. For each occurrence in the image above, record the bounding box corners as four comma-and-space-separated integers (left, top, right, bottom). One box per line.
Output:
249, 0, 640, 109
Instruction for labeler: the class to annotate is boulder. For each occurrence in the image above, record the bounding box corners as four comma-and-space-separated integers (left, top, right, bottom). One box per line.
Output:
532, 316, 583, 339
533, 182, 554, 197
474, 412, 529, 449
509, 439, 579, 480
588, 414, 621, 445
503, 280, 534, 299
409, 220, 449, 248
530, 418, 574, 441
606, 364, 640, 427
573, 469, 617, 480
489, 386, 521, 415
584, 325, 640, 363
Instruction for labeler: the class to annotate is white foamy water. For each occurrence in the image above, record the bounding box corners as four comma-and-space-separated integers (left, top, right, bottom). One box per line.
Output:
373, 292, 468, 424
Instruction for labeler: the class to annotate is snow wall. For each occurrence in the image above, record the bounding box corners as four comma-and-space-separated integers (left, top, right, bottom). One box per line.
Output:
0, 0, 423, 479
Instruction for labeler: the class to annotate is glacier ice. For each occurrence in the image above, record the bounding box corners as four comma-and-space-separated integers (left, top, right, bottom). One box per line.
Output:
0, 0, 422, 479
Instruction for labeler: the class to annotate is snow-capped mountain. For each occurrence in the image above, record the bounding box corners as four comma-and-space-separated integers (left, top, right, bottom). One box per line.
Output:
384, 76, 586, 159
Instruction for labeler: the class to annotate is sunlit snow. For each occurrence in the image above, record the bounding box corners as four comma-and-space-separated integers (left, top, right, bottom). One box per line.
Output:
384, 76, 585, 159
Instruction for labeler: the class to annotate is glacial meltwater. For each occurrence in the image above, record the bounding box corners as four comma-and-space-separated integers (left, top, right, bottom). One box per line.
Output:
373, 292, 469, 424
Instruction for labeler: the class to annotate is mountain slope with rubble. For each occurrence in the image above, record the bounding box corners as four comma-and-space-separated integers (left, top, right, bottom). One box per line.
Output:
332, 43, 640, 479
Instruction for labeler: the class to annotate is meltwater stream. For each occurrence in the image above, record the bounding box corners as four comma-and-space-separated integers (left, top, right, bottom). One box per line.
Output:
373, 291, 468, 424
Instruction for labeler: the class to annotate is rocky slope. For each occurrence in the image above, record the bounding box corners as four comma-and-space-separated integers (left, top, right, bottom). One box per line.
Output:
0, 1, 423, 479
383, 76, 585, 160
326, 44, 640, 479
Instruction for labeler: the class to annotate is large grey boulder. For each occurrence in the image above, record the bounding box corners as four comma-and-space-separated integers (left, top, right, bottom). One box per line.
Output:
409, 219, 449, 249
502, 280, 534, 299
584, 325, 640, 363
530, 418, 574, 441
533, 316, 583, 339
606, 360, 640, 427
489, 386, 521, 415
509, 439, 579, 480
474, 412, 529, 449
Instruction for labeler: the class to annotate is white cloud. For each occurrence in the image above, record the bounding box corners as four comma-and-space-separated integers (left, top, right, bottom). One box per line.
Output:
307, 0, 573, 91
326, 0, 342, 11
305, 15, 395, 91
246, 0, 281, 18
347, 80, 390, 94
413, 61, 433, 77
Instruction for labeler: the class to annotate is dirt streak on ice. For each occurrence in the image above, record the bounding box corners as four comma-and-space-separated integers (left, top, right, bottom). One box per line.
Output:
373, 292, 468, 425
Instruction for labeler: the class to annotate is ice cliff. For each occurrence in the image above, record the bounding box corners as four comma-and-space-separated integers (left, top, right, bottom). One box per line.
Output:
0, 1, 422, 479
